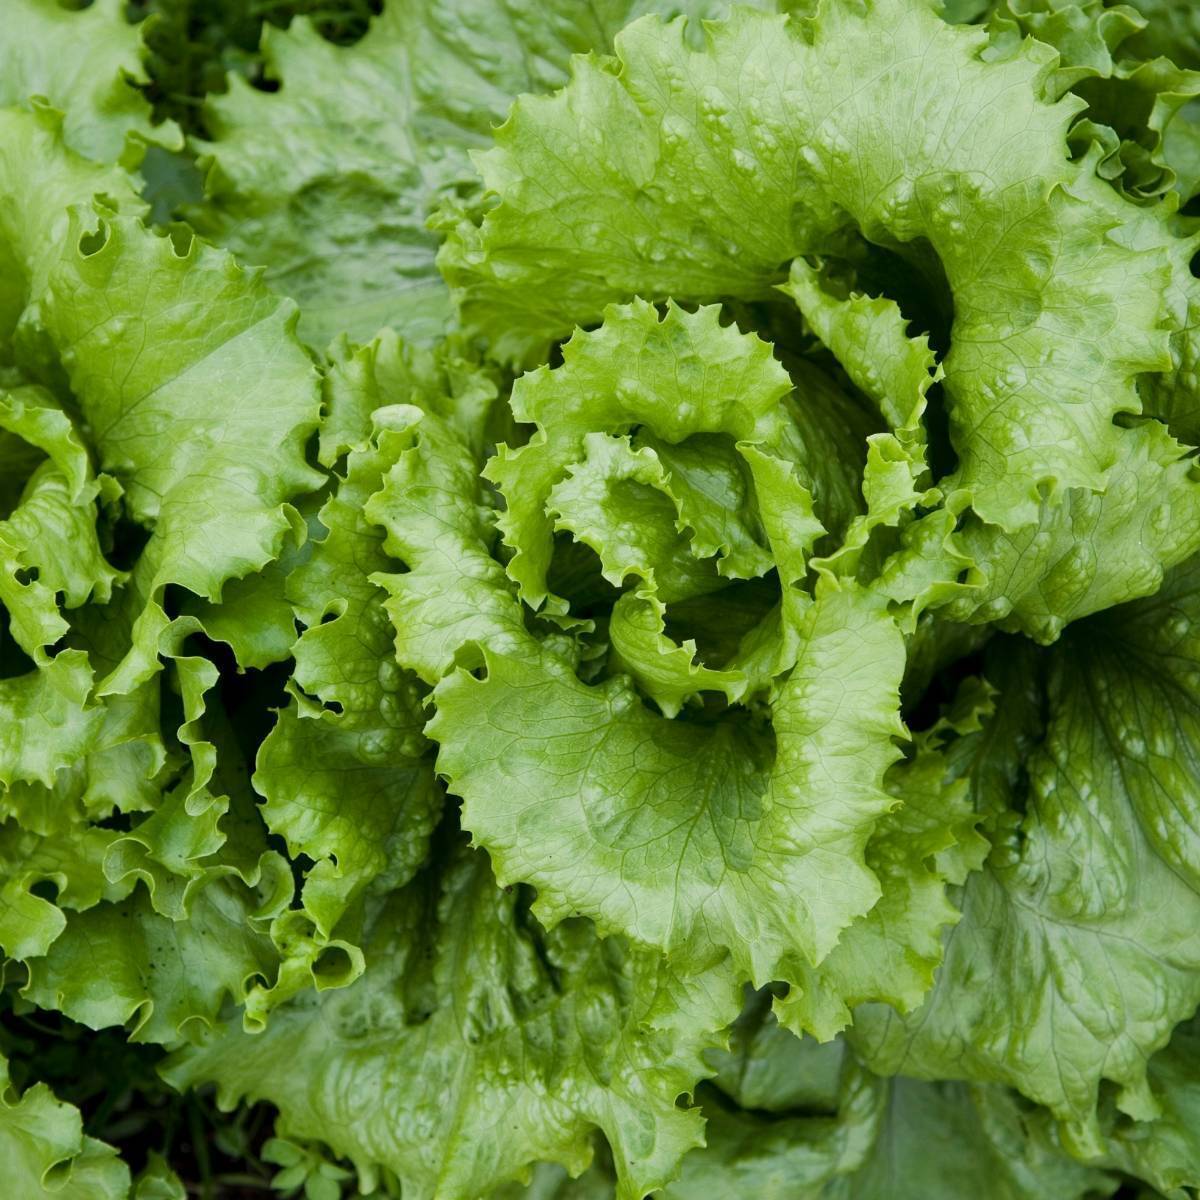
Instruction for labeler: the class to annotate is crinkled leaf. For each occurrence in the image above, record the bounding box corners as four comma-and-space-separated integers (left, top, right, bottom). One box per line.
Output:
433, 580, 905, 989
486, 302, 796, 610
948, 419, 1200, 641
0, 652, 100, 792
192, 0, 737, 347
366, 405, 527, 686
23, 873, 287, 1045
0, 1053, 130, 1199
854, 554, 1200, 1139
256, 416, 439, 940
163, 834, 740, 1200
0, 0, 179, 165
37, 207, 323, 692
443, 1, 1171, 519
777, 714, 989, 1039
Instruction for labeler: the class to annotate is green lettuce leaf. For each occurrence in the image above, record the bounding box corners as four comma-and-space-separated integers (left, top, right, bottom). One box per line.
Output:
431, 577, 905, 992
40, 208, 323, 693
0, 1052, 130, 1199
776, 698, 990, 1038
668, 996, 1115, 1199
365, 388, 528, 688
0, 104, 145, 357
853, 552, 1200, 1143
978, 0, 1200, 204
670, 1075, 1118, 1199
190, 0, 753, 348
1, 0, 179, 166
780, 259, 976, 622
23, 869, 289, 1046
0, 106, 322, 692
946, 418, 1200, 642
1089, 1015, 1200, 1196
163, 829, 741, 1200
254, 355, 443, 948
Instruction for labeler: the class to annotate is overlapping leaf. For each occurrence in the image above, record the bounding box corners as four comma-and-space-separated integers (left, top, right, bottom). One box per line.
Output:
190, 0, 759, 347
853, 553, 1200, 1141
662, 993, 1117, 1199
0, 1052, 130, 1199
164, 829, 742, 1200
1, 0, 179, 165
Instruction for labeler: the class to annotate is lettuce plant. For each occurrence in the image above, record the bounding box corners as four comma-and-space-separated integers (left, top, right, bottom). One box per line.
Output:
2, 0, 1200, 1197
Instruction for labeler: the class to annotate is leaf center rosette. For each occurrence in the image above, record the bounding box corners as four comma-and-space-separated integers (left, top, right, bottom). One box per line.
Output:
362, 297, 970, 1021
491, 300, 826, 717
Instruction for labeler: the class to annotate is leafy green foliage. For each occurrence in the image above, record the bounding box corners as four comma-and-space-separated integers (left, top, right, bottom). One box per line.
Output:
2, 0, 1200, 1197
128, 0, 381, 136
